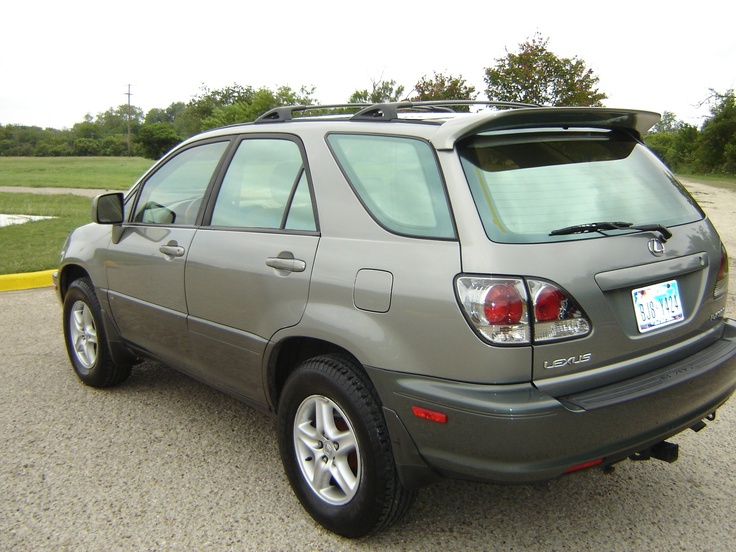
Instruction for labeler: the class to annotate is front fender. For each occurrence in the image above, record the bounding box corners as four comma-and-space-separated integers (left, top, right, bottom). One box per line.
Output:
58, 223, 113, 297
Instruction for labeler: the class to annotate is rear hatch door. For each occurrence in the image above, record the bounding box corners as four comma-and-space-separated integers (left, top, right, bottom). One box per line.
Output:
454, 124, 728, 395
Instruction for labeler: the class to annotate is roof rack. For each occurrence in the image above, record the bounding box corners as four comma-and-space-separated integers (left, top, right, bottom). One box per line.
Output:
255, 100, 539, 124
254, 104, 370, 123
351, 100, 540, 121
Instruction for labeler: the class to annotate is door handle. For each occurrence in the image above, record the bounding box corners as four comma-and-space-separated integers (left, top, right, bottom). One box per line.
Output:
159, 244, 185, 257
266, 257, 306, 273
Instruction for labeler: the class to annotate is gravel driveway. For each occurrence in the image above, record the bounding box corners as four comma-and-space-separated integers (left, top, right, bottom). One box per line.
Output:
1, 180, 735, 551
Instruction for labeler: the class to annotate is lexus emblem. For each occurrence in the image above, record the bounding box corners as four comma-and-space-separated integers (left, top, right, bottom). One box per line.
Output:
648, 238, 666, 257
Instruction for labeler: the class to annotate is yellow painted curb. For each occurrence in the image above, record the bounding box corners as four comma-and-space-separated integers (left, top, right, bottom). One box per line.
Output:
0, 269, 56, 292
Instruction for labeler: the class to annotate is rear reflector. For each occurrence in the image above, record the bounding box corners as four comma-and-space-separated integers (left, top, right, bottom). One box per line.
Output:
412, 406, 448, 424
563, 458, 603, 474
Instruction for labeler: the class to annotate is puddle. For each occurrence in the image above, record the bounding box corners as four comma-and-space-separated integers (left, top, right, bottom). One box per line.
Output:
0, 214, 56, 227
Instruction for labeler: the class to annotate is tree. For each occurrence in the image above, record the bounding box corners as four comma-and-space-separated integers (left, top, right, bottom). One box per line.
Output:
96, 105, 143, 136
179, 84, 257, 136
483, 33, 607, 106
349, 79, 405, 103
410, 72, 477, 107
199, 85, 316, 130
72, 120, 100, 140
100, 136, 130, 157
68, 105, 143, 156
145, 102, 186, 125
136, 122, 182, 159
644, 111, 700, 172
650, 111, 683, 134
694, 89, 736, 174
73, 137, 101, 156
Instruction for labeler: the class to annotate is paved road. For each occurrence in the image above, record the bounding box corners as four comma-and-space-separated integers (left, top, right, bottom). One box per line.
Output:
0, 186, 117, 197
1, 180, 736, 550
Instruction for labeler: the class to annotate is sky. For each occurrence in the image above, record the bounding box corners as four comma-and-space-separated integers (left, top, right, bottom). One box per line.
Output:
2, 1, 734, 130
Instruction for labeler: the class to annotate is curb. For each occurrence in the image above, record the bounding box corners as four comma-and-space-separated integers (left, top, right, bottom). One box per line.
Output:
0, 269, 56, 293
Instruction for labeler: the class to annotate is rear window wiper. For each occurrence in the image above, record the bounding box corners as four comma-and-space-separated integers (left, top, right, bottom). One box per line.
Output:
550, 221, 672, 241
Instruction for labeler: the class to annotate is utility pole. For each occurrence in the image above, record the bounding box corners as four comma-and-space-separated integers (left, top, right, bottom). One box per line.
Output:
125, 84, 132, 157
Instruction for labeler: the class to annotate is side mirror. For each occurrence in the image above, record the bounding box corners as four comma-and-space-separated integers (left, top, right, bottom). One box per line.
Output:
92, 192, 124, 224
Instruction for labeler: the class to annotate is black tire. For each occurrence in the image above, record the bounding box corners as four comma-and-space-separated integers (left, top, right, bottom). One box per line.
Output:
278, 354, 416, 538
62, 278, 131, 388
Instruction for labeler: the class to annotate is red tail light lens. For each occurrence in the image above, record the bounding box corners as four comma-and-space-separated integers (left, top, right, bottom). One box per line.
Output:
534, 286, 566, 322
484, 282, 524, 324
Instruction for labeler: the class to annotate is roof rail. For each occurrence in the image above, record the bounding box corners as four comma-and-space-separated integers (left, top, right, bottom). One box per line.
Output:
254, 100, 540, 124
254, 104, 370, 123
351, 100, 540, 121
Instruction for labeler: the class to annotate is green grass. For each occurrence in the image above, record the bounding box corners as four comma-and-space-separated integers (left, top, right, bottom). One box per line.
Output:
0, 156, 152, 189
0, 192, 93, 274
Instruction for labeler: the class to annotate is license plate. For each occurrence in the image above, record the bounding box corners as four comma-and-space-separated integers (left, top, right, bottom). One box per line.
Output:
632, 280, 684, 333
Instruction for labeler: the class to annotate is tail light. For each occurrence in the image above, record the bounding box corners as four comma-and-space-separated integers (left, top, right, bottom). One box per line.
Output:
714, 244, 729, 299
456, 276, 590, 345
455, 278, 530, 344
528, 280, 591, 342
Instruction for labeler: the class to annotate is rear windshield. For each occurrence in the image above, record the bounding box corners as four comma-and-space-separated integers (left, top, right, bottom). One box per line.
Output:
458, 129, 703, 244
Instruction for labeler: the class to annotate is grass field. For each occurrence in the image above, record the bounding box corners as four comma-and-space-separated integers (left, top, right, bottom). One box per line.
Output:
0, 156, 152, 189
0, 157, 152, 274
0, 192, 93, 274
1, 157, 735, 275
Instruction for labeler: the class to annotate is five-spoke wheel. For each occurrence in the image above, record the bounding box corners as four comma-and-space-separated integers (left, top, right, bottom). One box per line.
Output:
62, 278, 130, 387
293, 394, 361, 506
278, 354, 415, 538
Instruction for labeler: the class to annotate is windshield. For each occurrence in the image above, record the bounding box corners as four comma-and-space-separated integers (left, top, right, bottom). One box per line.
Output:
458, 129, 703, 244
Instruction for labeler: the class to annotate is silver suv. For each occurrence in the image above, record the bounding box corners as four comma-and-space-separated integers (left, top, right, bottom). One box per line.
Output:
55, 102, 736, 537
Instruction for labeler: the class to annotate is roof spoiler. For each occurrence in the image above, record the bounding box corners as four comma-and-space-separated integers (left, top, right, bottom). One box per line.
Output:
431, 107, 661, 149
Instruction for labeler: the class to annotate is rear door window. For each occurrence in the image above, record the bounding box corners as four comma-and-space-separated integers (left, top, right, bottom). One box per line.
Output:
458, 129, 703, 244
210, 138, 316, 232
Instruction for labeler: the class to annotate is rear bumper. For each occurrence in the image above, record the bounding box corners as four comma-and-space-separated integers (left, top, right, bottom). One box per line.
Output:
368, 320, 736, 488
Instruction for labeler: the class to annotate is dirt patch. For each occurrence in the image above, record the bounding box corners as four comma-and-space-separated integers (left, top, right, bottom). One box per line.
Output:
0, 186, 112, 197
680, 178, 736, 314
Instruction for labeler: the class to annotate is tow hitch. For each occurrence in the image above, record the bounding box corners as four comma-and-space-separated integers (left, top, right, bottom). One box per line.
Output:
629, 413, 716, 464
630, 440, 680, 463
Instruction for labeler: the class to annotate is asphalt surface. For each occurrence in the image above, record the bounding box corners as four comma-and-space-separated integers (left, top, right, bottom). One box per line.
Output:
1, 180, 736, 550
0, 186, 116, 197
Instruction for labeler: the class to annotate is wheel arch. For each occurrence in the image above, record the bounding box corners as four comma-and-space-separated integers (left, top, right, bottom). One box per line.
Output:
265, 335, 438, 491
57, 263, 91, 300
59, 265, 138, 369
266, 336, 364, 412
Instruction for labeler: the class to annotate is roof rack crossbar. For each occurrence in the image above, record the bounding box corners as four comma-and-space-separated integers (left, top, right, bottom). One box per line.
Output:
404, 100, 541, 109
350, 100, 540, 121
254, 100, 541, 124
254, 103, 370, 123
